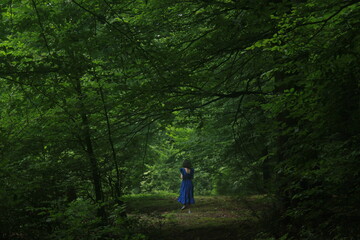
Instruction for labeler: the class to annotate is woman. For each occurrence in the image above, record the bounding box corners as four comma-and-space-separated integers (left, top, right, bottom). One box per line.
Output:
177, 160, 195, 211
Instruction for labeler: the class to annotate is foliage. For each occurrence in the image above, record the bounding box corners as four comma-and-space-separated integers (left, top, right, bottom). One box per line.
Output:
48, 199, 146, 240
0, 0, 359, 239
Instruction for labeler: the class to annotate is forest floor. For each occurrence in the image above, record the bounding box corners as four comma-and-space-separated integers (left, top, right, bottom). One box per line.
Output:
123, 193, 269, 240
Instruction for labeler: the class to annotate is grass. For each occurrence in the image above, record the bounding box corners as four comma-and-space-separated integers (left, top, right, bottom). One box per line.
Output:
122, 192, 268, 240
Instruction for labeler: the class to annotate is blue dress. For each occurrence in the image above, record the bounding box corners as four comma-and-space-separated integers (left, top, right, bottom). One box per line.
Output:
178, 168, 195, 205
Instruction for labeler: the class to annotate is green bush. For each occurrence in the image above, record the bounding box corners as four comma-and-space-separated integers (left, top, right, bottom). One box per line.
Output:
49, 198, 146, 240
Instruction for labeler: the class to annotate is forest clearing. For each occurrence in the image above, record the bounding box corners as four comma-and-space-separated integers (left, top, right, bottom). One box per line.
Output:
124, 193, 266, 240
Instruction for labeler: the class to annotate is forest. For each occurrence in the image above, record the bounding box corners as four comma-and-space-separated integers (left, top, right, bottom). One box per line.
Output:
0, 0, 359, 239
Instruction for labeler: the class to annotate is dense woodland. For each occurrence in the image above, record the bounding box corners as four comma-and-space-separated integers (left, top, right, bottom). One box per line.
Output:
0, 0, 359, 239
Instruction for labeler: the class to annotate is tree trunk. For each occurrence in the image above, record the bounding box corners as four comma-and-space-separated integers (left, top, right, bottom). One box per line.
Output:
262, 147, 271, 192
97, 84, 121, 199
97, 82, 127, 217
75, 78, 106, 220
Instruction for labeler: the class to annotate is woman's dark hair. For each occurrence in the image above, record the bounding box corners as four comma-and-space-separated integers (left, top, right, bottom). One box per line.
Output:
182, 160, 192, 168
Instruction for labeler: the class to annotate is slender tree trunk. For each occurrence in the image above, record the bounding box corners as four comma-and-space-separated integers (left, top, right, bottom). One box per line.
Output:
75, 78, 106, 219
262, 147, 271, 192
97, 82, 127, 216
140, 125, 150, 193
82, 112, 106, 217
273, 71, 292, 211
97, 85, 121, 198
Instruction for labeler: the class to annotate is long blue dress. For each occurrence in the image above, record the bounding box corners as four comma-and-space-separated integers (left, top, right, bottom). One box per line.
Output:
178, 168, 195, 205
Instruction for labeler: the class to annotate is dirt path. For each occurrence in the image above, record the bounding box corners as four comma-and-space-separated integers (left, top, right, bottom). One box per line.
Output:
124, 194, 265, 240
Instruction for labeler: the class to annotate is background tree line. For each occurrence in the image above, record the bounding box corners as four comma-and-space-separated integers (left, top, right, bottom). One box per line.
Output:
0, 0, 359, 239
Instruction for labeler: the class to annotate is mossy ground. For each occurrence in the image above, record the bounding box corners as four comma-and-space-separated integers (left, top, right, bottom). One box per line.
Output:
122, 193, 268, 240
